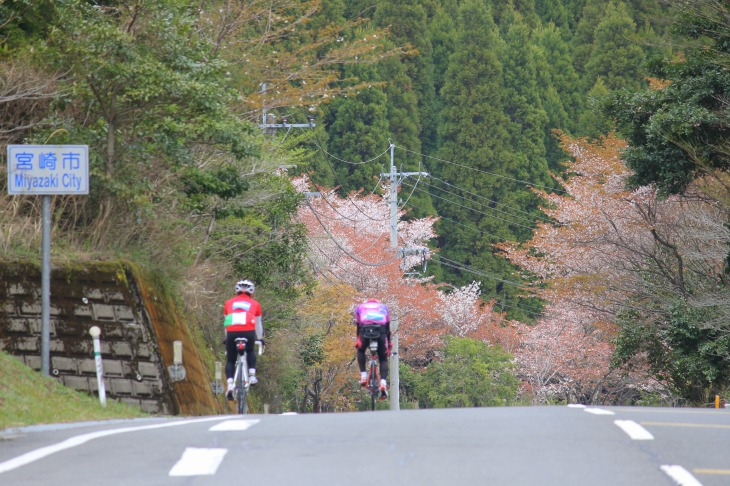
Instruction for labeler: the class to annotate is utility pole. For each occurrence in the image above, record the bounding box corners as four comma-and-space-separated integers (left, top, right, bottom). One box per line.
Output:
382, 142, 429, 411
259, 83, 316, 134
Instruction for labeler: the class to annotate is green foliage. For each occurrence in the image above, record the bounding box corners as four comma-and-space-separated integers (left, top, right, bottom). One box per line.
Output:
42, 0, 256, 178
300, 332, 325, 367
180, 165, 251, 212
613, 303, 730, 405
0, 350, 145, 429
584, 1, 646, 93
409, 337, 519, 408
606, 52, 730, 195
322, 70, 391, 194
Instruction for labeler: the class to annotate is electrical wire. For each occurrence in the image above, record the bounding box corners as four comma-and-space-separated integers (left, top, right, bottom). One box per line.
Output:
277, 106, 391, 223
428, 174, 542, 221
431, 254, 529, 290
423, 179, 538, 226
304, 199, 398, 267
398, 160, 423, 209
394, 144, 568, 196
402, 180, 536, 231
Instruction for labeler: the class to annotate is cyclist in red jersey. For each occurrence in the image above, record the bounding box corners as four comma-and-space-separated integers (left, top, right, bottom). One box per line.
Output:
224, 279, 264, 400
353, 298, 392, 399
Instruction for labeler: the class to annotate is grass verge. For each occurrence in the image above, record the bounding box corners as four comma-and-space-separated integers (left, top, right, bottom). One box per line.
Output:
0, 350, 147, 430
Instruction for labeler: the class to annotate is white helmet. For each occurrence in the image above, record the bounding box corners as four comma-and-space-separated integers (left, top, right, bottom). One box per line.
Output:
235, 279, 255, 295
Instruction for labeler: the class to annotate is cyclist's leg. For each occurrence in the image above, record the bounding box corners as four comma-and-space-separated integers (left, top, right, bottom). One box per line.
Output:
377, 335, 389, 399
225, 332, 243, 399
377, 335, 389, 381
240, 330, 258, 382
356, 340, 367, 372
356, 337, 368, 384
224, 332, 240, 380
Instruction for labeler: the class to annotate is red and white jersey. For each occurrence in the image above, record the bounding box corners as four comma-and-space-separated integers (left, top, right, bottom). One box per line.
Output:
223, 294, 262, 332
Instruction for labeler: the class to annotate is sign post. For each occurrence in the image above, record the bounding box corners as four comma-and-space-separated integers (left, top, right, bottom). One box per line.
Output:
6, 145, 89, 376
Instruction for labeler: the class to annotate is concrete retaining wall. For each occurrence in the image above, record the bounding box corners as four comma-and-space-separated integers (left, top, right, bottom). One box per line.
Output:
0, 261, 220, 416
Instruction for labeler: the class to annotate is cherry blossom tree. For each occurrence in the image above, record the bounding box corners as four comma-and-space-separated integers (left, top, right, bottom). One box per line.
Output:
293, 175, 508, 363
501, 132, 730, 403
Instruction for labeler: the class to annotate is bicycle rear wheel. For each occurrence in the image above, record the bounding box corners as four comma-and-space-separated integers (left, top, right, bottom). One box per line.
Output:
236, 359, 248, 414
368, 359, 379, 411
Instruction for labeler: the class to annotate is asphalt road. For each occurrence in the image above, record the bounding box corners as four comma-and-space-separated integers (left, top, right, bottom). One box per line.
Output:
1, 405, 728, 485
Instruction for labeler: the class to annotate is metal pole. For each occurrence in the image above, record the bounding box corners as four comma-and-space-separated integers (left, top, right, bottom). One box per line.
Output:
261, 83, 267, 127
41, 195, 51, 376
388, 144, 400, 411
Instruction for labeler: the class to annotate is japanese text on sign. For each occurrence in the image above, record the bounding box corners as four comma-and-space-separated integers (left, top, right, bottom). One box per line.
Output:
7, 145, 89, 195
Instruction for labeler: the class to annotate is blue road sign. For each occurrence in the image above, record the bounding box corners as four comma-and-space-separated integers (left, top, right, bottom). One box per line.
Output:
7, 145, 89, 195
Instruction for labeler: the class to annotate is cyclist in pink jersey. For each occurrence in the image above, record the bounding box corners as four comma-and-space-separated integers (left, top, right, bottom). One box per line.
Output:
353, 298, 392, 399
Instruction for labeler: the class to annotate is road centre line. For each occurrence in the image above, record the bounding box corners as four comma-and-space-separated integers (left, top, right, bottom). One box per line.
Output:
660, 465, 703, 486
693, 469, 730, 475
614, 420, 654, 440
169, 447, 227, 476
641, 422, 730, 430
0, 416, 226, 474
615, 408, 730, 415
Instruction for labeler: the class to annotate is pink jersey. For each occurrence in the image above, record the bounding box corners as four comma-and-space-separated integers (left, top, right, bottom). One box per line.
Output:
354, 301, 390, 326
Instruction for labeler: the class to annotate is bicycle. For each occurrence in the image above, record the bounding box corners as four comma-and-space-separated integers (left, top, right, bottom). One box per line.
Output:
232, 337, 263, 414
361, 324, 383, 411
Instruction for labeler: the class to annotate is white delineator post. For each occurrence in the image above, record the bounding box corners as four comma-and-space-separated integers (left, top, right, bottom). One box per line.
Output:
89, 326, 106, 407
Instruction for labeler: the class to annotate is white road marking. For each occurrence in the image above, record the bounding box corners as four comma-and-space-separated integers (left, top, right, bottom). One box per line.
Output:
584, 408, 615, 415
660, 465, 704, 486
209, 419, 260, 431
614, 420, 654, 440
0, 416, 226, 474
169, 447, 227, 477
567, 404, 586, 408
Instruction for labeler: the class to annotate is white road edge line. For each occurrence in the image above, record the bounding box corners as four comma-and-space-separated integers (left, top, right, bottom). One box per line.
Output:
169, 447, 228, 476
614, 420, 654, 440
0, 416, 226, 474
660, 465, 704, 486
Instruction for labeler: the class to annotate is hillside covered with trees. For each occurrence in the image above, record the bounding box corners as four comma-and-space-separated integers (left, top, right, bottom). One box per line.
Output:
1, 0, 729, 411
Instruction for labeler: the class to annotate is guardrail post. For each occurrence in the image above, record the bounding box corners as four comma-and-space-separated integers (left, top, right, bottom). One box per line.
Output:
89, 326, 106, 407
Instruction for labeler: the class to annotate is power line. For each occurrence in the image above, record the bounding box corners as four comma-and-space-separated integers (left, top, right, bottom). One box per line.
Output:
395, 144, 568, 195
428, 174, 542, 221
303, 199, 398, 267
402, 180, 536, 231
287, 109, 391, 223
422, 180, 538, 226
431, 254, 529, 290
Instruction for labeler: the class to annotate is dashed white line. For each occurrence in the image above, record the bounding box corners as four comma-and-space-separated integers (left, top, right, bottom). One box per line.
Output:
660, 465, 703, 486
169, 447, 227, 476
614, 420, 654, 440
584, 408, 615, 415
209, 419, 260, 431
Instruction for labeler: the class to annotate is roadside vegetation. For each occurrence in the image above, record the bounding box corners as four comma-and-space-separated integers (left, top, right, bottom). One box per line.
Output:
0, 351, 145, 430
1, 0, 729, 412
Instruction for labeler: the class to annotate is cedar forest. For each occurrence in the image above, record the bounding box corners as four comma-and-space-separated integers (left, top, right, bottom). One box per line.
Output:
1, 0, 729, 412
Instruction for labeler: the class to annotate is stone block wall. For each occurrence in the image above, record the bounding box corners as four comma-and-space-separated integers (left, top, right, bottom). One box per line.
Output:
0, 261, 220, 416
